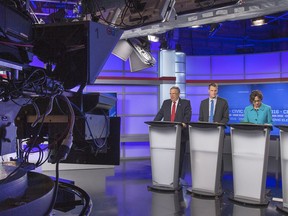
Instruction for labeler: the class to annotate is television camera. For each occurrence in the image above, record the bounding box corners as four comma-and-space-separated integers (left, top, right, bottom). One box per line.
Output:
0, 2, 122, 214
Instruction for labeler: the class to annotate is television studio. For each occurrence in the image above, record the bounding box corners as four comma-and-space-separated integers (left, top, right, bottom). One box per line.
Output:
1, 0, 288, 215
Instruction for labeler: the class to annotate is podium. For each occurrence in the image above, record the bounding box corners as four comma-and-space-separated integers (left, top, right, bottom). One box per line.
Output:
229, 123, 272, 205
145, 121, 182, 191
275, 125, 288, 214
188, 122, 225, 196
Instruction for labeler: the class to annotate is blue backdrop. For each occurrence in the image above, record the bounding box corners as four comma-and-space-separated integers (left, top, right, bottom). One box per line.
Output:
219, 83, 288, 136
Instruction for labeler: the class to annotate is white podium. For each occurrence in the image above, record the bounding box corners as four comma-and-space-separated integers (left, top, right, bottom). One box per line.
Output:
145, 121, 182, 191
275, 125, 288, 214
188, 122, 225, 196
229, 123, 272, 205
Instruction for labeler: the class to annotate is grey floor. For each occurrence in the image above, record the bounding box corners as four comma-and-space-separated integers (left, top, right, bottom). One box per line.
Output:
42, 155, 288, 216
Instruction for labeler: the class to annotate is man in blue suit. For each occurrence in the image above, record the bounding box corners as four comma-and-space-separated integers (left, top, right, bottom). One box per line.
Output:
154, 86, 192, 179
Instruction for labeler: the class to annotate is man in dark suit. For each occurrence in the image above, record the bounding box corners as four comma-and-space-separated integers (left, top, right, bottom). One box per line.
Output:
198, 82, 229, 194
154, 86, 192, 180
199, 83, 229, 124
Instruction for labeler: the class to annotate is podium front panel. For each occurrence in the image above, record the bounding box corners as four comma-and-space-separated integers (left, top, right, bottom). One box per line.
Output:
231, 130, 267, 156
189, 125, 224, 195
149, 127, 179, 149
191, 151, 218, 191
148, 124, 181, 189
151, 149, 176, 186
280, 130, 288, 208
230, 126, 270, 203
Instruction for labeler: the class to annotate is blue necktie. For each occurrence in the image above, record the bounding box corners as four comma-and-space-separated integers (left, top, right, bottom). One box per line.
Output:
209, 100, 214, 122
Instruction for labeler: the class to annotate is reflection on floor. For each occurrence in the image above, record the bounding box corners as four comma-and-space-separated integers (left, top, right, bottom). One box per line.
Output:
43, 157, 286, 216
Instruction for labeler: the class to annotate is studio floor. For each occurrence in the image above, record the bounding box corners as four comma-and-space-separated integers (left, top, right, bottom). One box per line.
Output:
42, 155, 288, 216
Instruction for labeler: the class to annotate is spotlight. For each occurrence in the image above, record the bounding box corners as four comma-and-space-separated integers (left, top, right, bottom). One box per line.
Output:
251, 17, 267, 26
112, 38, 156, 72
147, 35, 159, 42
128, 38, 156, 66
111, 40, 133, 61
190, 25, 202, 28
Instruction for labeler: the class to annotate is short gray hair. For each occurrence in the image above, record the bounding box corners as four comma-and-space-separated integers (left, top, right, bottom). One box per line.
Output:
170, 86, 180, 93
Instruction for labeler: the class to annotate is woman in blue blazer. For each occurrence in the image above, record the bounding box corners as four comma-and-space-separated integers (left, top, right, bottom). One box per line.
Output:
243, 90, 272, 124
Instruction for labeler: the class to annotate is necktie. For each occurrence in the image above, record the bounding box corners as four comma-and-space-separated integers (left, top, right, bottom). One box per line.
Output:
209, 99, 214, 122
171, 101, 176, 122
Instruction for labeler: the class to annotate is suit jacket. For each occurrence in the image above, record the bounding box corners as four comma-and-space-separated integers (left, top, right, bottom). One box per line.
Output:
199, 96, 229, 124
154, 98, 192, 141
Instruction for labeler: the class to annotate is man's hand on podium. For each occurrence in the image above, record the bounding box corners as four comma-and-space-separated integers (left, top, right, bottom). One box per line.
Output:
182, 123, 187, 128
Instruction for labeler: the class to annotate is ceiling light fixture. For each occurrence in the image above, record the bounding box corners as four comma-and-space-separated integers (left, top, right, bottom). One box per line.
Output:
251, 17, 267, 26
112, 38, 156, 72
147, 35, 159, 42
190, 25, 202, 28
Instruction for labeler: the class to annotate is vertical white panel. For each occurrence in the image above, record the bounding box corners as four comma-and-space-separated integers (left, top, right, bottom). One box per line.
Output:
175, 51, 186, 97
159, 50, 176, 77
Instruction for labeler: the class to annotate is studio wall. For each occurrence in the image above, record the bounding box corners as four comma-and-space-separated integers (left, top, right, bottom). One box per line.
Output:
95, 50, 288, 158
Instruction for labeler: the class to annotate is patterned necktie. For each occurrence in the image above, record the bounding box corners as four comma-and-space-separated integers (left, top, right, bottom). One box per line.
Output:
171, 101, 176, 122
209, 99, 214, 122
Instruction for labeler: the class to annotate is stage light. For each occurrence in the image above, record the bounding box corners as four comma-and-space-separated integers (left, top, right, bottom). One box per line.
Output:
128, 38, 156, 70
251, 17, 267, 26
112, 38, 156, 72
190, 25, 202, 28
111, 40, 134, 61
147, 35, 160, 42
